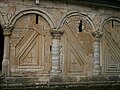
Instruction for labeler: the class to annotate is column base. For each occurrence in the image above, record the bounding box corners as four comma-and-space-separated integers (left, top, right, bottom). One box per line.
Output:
50, 70, 61, 76
50, 74, 62, 82
50, 70, 62, 82
2, 59, 10, 77
93, 70, 101, 76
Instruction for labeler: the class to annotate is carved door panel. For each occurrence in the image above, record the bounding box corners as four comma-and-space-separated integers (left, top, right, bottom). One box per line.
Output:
62, 16, 94, 76
102, 20, 120, 75
10, 14, 52, 77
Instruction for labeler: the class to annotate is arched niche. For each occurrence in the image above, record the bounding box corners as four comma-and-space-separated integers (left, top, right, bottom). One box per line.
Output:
9, 12, 52, 78
101, 17, 120, 75
59, 11, 95, 76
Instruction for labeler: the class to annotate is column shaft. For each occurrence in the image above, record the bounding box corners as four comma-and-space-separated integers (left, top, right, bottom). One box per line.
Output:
51, 38, 60, 74
50, 31, 63, 75
92, 30, 103, 75
2, 24, 13, 77
2, 36, 10, 76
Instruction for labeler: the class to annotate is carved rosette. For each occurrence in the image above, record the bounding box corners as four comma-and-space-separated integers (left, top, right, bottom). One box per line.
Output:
50, 30, 64, 75
92, 30, 103, 75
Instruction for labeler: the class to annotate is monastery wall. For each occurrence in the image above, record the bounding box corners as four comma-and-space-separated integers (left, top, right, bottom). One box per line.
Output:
0, 0, 120, 82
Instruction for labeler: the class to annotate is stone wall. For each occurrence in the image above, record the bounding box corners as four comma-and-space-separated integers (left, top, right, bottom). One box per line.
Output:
0, 0, 120, 81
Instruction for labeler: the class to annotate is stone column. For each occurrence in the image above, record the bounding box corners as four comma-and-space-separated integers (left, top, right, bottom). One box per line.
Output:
92, 30, 103, 76
50, 31, 63, 76
2, 24, 13, 77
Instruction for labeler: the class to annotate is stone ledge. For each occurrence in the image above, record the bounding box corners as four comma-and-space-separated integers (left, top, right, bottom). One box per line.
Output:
0, 80, 120, 90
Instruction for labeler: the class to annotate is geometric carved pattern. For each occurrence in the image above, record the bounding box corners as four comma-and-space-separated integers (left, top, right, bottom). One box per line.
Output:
18, 31, 39, 68
102, 20, 120, 74
62, 15, 93, 75
64, 15, 93, 55
10, 14, 52, 76
63, 34, 84, 75
67, 41, 84, 73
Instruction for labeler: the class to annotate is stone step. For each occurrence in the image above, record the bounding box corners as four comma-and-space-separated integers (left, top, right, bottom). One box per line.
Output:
1, 76, 49, 84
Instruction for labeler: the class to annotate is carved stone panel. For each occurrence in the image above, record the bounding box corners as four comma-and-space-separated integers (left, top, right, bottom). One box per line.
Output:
10, 14, 52, 77
62, 15, 93, 76
67, 41, 84, 73
102, 20, 120, 75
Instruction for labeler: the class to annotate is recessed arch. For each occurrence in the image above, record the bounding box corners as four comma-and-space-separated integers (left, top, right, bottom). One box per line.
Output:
9, 9, 53, 76
101, 16, 120, 75
58, 11, 95, 75
101, 16, 120, 31
57, 11, 95, 31
9, 8, 55, 29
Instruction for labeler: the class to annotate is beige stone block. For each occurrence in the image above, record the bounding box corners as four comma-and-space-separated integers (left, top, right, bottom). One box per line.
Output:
24, 0, 34, 6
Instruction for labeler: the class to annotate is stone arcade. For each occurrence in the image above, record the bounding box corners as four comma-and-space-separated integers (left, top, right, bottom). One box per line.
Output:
0, 0, 120, 83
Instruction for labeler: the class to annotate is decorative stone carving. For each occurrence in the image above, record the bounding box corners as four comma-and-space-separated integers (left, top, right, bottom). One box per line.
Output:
2, 24, 13, 36
92, 30, 103, 41
102, 20, 120, 74
10, 28, 29, 47
9, 14, 52, 77
92, 30, 103, 75
61, 15, 94, 76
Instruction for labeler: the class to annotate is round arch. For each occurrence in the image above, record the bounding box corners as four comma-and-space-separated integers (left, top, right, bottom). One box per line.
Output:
9, 8, 55, 29
57, 11, 95, 31
101, 16, 120, 31
100, 16, 120, 74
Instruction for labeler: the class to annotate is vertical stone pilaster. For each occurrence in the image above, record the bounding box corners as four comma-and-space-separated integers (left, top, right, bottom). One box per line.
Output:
50, 30, 63, 76
92, 30, 103, 76
2, 24, 13, 77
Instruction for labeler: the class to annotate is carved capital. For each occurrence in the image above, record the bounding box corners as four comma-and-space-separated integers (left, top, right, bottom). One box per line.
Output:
92, 31, 103, 38
50, 30, 64, 39
2, 24, 14, 36
92, 31, 103, 42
